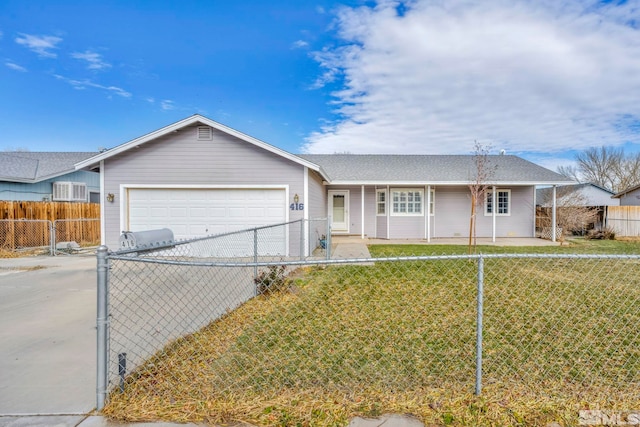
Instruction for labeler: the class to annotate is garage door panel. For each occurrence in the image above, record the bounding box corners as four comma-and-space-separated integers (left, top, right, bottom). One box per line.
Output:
128, 188, 287, 256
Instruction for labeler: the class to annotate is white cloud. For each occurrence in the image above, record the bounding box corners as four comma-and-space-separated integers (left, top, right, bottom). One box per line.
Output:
303, 0, 640, 155
71, 50, 111, 70
15, 33, 62, 58
160, 100, 175, 110
292, 40, 309, 49
54, 74, 132, 98
5, 62, 27, 72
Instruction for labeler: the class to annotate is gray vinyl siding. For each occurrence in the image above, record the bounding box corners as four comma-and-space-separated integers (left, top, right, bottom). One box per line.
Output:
376, 215, 388, 238
0, 170, 100, 202
307, 170, 326, 220
432, 187, 468, 237
102, 124, 306, 248
580, 186, 619, 206
617, 188, 640, 206
434, 186, 534, 238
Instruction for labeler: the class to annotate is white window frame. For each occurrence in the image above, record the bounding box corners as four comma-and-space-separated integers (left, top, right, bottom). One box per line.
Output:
376, 189, 386, 216
391, 189, 423, 216
485, 189, 511, 216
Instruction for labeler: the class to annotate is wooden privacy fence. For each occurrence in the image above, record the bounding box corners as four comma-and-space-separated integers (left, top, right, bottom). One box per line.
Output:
606, 206, 640, 237
0, 200, 100, 221
0, 201, 101, 255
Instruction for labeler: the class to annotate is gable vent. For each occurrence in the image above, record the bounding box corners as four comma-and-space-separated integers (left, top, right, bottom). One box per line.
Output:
53, 182, 87, 202
197, 126, 213, 140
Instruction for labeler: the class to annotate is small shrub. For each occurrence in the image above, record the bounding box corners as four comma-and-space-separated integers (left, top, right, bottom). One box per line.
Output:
586, 227, 616, 240
255, 265, 288, 295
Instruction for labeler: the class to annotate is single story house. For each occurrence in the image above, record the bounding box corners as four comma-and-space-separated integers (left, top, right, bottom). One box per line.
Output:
75, 115, 572, 252
612, 183, 640, 206
1, 151, 100, 202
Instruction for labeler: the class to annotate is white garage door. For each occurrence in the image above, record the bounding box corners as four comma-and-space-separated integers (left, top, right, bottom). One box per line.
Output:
127, 188, 287, 255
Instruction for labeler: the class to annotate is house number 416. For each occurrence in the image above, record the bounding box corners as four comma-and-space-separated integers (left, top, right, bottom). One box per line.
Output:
290, 202, 304, 211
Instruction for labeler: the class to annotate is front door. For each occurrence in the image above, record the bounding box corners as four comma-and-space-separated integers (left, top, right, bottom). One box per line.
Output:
329, 190, 349, 233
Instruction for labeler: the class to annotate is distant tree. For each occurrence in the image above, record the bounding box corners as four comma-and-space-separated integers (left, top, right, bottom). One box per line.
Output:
468, 142, 496, 253
562, 146, 640, 193
556, 165, 580, 182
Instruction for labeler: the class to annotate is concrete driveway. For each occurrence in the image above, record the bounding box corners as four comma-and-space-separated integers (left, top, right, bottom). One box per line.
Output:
0, 254, 97, 415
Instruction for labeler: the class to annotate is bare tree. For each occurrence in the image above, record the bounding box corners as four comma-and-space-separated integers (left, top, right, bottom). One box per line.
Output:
575, 146, 623, 191
468, 142, 496, 253
556, 165, 580, 182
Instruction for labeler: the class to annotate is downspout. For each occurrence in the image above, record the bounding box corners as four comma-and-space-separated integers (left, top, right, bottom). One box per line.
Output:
361, 185, 365, 239
492, 186, 496, 242
552, 185, 557, 242
387, 185, 390, 239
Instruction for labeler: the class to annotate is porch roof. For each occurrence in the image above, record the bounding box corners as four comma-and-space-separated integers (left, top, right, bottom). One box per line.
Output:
300, 154, 572, 186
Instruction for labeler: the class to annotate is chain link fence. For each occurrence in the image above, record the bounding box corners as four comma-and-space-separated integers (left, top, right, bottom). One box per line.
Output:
97, 228, 640, 425
0, 219, 53, 255
0, 218, 100, 256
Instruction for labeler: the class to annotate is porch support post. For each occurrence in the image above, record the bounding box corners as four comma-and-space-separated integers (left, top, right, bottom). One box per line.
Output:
361, 185, 365, 239
492, 186, 496, 243
426, 185, 431, 242
552, 185, 557, 242
386, 185, 390, 239
303, 167, 309, 257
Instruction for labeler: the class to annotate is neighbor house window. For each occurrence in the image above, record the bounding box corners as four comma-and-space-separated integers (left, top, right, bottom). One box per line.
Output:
392, 189, 422, 215
376, 190, 386, 215
485, 189, 510, 215
52, 182, 87, 202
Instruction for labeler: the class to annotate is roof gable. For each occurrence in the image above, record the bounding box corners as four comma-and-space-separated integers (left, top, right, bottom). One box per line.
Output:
75, 114, 324, 176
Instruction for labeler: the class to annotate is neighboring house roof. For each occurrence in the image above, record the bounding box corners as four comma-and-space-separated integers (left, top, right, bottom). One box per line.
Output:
299, 154, 572, 185
612, 183, 640, 199
536, 183, 616, 206
75, 114, 328, 179
0, 152, 98, 183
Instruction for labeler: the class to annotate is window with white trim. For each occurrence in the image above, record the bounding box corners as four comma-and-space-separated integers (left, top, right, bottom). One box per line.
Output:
392, 189, 422, 215
376, 190, 386, 215
485, 189, 510, 215
52, 182, 87, 202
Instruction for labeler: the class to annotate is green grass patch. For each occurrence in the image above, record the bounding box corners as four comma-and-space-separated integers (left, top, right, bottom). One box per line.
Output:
104, 251, 640, 426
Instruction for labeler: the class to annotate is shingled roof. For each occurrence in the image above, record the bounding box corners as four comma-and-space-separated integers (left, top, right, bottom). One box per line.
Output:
0, 152, 98, 183
299, 154, 572, 185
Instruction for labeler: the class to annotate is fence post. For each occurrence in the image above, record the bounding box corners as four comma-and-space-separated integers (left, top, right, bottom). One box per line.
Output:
96, 245, 109, 410
300, 219, 305, 260
475, 255, 484, 395
253, 228, 258, 295
50, 220, 55, 256
326, 217, 332, 260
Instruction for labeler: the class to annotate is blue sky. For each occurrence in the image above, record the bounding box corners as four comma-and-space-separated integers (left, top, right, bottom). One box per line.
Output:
2, 0, 640, 171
